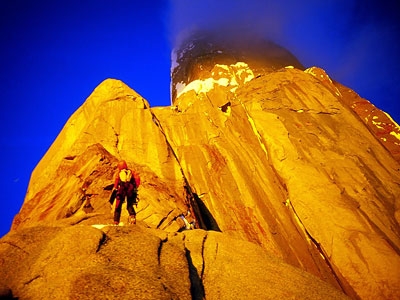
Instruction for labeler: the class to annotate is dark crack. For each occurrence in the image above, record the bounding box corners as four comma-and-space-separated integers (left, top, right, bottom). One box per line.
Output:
235, 95, 270, 159
100, 117, 120, 152
156, 209, 174, 229
191, 192, 221, 231
149, 109, 210, 230
96, 232, 108, 253
24, 274, 41, 285
200, 233, 208, 280
114, 132, 120, 149
62, 213, 102, 226
358, 207, 400, 255
0, 241, 29, 255
185, 248, 205, 300
182, 232, 207, 300
64, 155, 76, 160
157, 236, 168, 265
286, 200, 348, 294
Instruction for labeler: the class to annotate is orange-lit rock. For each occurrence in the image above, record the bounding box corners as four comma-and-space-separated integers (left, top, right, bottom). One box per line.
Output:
1, 36, 400, 299
0, 222, 349, 299
336, 82, 400, 162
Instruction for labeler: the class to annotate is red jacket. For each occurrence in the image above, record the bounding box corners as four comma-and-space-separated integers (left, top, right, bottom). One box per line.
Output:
114, 169, 141, 190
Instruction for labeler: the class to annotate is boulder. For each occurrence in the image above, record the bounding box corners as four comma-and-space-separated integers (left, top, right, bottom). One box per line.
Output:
0, 218, 349, 299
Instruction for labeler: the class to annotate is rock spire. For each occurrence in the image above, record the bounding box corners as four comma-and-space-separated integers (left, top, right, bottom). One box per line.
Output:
1, 36, 399, 299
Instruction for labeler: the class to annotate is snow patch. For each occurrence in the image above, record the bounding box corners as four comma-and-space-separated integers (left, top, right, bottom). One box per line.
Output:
215, 64, 229, 71
92, 224, 107, 229
177, 77, 230, 98
230, 76, 238, 86
234, 62, 248, 68
91, 223, 125, 229
390, 131, 400, 140
372, 112, 400, 141
372, 119, 385, 130
176, 62, 254, 98
175, 82, 187, 97
384, 111, 400, 132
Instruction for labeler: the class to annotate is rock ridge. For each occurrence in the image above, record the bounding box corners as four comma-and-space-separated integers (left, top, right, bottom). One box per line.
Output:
2, 49, 400, 299
1, 216, 351, 299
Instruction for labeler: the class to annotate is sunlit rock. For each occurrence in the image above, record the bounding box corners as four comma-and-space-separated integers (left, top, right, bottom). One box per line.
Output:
2, 34, 399, 299
0, 219, 349, 299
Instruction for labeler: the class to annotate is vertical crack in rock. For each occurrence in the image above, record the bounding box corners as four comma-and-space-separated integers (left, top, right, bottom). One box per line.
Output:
214, 241, 219, 260
139, 97, 150, 109
157, 236, 168, 266
114, 132, 120, 150
200, 233, 208, 281
185, 248, 205, 300
95, 232, 108, 253
286, 199, 348, 294
183, 232, 208, 300
235, 96, 269, 158
149, 109, 212, 230
101, 117, 121, 153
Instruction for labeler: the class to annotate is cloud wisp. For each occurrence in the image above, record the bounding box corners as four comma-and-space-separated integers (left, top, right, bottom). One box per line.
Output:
168, 0, 400, 120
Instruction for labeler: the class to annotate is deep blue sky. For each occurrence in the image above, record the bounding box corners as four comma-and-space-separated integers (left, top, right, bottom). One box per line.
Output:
1, 0, 399, 237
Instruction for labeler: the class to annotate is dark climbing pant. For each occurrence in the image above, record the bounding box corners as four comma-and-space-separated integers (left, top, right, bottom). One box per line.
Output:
114, 182, 137, 223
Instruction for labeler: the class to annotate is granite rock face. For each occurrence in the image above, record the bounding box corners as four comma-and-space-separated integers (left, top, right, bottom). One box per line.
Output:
0, 218, 349, 300
2, 37, 400, 299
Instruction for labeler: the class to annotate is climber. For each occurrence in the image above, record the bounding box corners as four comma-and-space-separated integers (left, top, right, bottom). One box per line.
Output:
112, 160, 140, 225
179, 211, 196, 230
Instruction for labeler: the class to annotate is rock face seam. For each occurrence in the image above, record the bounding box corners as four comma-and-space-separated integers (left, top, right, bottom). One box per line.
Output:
23, 275, 41, 286
200, 233, 208, 281
156, 209, 174, 229
0, 240, 28, 255
185, 247, 205, 300
157, 236, 168, 265
286, 199, 349, 295
149, 107, 211, 230
95, 231, 107, 253
236, 95, 269, 158
358, 207, 400, 255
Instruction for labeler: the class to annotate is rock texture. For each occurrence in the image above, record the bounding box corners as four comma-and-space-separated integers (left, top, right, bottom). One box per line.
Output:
0, 216, 349, 300
1, 35, 400, 299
